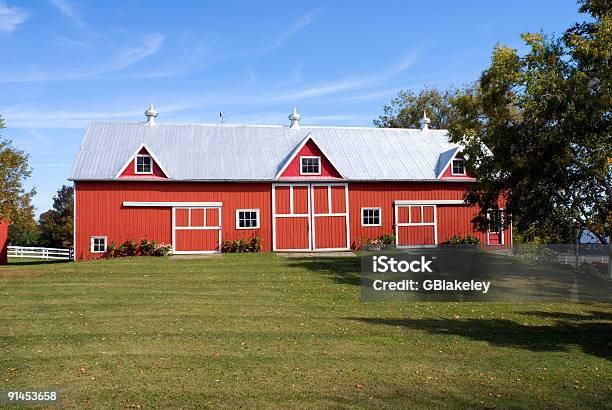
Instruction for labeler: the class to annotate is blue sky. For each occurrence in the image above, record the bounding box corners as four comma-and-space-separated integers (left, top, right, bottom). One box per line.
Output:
0, 0, 583, 214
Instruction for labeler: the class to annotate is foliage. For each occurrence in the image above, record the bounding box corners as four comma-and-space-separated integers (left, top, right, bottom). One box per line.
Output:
7, 209, 38, 246
153, 243, 172, 256
117, 239, 138, 257
446, 0, 612, 243
379, 233, 395, 245
0, 116, 36, 233
38, 185, 74, 248
139, 238, 157, 256
108, 238, 171, 257
221, 236, 261, 253
374, 87, 464, 129
442, 234, 481, 245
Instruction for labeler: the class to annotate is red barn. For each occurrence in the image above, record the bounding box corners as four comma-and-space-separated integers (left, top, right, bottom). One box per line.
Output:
69, 107, 510, 260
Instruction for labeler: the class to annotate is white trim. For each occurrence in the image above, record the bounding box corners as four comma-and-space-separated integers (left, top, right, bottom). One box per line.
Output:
394, 203, 437, 247
235, 208, 260, 229
90, 236, 107, 253
299, 156, 322, 176
134, 154, 154, 175
172, 206, 222, 253
394, 200, 465, 206
486, 208, 504, 245
271, 182, 349, 251
123, 201, 222, 207
274, 134, 345, 179
435, 147, 461, 179
361, 207, 382, 227
451, 158, 467, 176
114, 143, 171, 179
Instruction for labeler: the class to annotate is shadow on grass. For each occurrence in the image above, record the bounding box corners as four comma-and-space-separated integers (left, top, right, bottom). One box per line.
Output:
7, 259, 70, 266
349, 310, 612, 360
286, 257, 362, 286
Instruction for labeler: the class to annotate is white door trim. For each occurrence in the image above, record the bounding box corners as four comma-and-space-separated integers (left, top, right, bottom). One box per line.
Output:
172, 205, 222, 254
394, 203, 437, 248
272, 183, 350, 251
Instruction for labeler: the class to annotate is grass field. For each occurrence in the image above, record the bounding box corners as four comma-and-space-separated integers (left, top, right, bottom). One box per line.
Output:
1, 254, 610, 409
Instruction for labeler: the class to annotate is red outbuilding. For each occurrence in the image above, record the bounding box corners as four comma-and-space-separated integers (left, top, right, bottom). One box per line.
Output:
0, 220, 8, 265
69, 106, 510, 260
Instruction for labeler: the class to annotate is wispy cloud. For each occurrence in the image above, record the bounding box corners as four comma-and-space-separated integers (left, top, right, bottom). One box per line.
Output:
50, 35, 89, 50
246, 67, 258, 83
253, 7, 323, 56
0, 1, 28, 32
293, 61, 303, 82
49, 0, 87, 28
279, 51, 420, 100
0, 34, 165, 82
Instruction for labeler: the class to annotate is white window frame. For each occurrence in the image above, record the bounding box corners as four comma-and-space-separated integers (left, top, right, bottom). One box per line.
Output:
451, 158, 466, 176
361, 207, 382, 227
299, 156, 321, 175
236, 209, 260, 229
90, 236, 107, 253
135, 154, 153, 175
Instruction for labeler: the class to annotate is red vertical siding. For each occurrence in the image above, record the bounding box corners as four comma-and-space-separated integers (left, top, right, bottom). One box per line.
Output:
278, 139, 342, 179
75, 181, 271, 259
314, 217, 346, 249
75, 180, 510, 259
175, 230, 218, 252
0, 220, 8, 265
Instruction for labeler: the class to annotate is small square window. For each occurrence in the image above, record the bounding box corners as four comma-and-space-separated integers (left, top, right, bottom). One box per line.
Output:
136, 155, 153, 174
452, 159, 466, 176
300, 156, 320, 175
91, 236, 107, 253
236, 209, 260, 229
361, 208, 381, 226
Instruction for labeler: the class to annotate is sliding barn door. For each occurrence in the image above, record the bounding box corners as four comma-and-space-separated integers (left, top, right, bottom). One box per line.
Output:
173, 207, 222, 253
395, 204, 437, 247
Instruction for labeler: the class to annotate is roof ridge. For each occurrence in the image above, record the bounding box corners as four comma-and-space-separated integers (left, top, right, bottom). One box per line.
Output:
87, 121, 450, 132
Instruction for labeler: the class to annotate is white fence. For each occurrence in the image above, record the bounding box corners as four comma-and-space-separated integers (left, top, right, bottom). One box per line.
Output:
8, 246, 72, 260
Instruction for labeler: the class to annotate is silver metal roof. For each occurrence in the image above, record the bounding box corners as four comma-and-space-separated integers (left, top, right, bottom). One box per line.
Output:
69, 122, 462, 181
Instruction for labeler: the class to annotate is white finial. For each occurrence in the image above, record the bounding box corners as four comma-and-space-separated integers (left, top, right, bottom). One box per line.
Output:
145, 103, 158, 126
419, 110, 431, 131
288, 107, 301, 129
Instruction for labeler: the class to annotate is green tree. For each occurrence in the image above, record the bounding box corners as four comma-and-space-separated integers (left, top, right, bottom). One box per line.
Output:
0, 116, 37, 242
38, 185, 74, 248
448, 0, 611, 243
374, 87, 462, 129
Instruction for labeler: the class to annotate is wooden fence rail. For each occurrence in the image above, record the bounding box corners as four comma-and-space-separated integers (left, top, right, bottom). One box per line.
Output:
8, 246, 73, 261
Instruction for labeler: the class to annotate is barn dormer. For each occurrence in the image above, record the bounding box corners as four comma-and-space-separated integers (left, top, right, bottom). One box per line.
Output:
275, 134, 343, 180
436, 147, 475, 180
115, 144, 169, 179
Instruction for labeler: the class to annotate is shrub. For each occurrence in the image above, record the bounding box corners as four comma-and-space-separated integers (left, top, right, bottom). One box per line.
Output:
153, 243, 173, 256
442, 234, 481, 245
379, 233, 395, 245
222, 236, 261, 253
139, 238, 157, 256
106, 241, 116, 258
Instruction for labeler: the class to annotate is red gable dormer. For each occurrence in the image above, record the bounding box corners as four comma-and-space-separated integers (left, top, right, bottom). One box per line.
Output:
276, 136, 343, 180
116, 145, 168, 179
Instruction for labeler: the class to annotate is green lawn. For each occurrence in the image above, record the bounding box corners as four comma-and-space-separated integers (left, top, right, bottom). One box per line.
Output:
1, 254, 610, 409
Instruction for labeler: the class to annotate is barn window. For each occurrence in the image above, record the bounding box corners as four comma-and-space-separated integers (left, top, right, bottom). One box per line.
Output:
361, 208, 381, 226
90, 236, 107, 253
487, 209, 503, 232
451, 159, 466, 176
300, 156, 321, 175
135, 155, 153, 174
236, 209, 260, 229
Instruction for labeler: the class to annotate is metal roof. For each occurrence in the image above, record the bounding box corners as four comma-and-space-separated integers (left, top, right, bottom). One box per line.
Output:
69, 122, 462, 181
